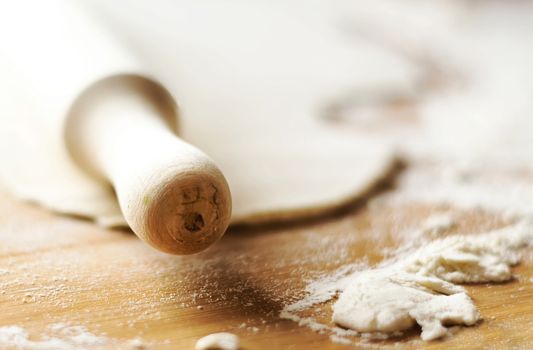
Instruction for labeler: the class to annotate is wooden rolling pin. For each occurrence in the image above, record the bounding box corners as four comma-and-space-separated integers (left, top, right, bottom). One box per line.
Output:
67, 77, 232, 255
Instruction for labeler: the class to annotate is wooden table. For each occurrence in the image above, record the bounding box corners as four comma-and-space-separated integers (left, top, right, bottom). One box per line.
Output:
0, 165, 531, 349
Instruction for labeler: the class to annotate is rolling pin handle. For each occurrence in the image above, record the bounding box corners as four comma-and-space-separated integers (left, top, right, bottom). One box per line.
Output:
66, 76, 232, 254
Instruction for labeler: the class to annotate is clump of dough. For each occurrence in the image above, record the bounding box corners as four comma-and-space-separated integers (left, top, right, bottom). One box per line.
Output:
332, 222, 533, 340
283, 221, 533, 342
195, 332, 240, 350
332, 269, 479, 341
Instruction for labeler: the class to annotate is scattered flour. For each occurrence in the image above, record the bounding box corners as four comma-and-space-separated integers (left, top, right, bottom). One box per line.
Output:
421, 214, 455, 235
395, 166, 533, 221
397, 223, 531, 283
0, 323, 145, 350
330, 334, 352, 345
282, 222, 533, 342
195, 332, 240, 350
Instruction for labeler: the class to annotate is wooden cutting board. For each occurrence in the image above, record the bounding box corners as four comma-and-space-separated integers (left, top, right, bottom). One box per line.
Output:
0, 166, 531, 349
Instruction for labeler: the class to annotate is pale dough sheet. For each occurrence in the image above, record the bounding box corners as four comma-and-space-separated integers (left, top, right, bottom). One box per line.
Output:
0, 0, 417, 226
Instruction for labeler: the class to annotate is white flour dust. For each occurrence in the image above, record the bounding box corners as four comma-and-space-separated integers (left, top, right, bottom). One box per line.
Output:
0, 323, 146, 350
280, 164, 533, 343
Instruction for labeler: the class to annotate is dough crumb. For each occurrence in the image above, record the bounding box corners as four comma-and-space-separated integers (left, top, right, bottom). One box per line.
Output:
332, 269, 479, 341
129, 337, 147, 349
195, 332, 240, 350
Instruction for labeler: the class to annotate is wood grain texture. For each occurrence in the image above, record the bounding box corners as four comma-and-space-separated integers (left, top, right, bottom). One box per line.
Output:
0, 169, 531, 349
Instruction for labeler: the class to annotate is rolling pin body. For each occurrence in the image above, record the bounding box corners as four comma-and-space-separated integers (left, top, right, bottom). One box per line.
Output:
67, 77, 232, 254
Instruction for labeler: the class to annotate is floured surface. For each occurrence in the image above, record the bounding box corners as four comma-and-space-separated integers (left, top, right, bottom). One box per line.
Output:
277, 0, 533, 344
283, 222, 533, 342
0, 323, 145, 350
0, 183, 532, 349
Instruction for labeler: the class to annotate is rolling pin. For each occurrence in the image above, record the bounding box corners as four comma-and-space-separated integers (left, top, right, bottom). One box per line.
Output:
0, 0, 231, 254
67, 77, 232, 254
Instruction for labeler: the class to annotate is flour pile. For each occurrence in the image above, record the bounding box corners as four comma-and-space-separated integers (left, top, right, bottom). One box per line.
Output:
332, 271, 477, 341
337, 223, 532, 341
282, 222, 533, 341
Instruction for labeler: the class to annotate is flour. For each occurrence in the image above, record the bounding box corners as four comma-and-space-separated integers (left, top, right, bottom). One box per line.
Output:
421, 214, 455, 235
0, 324, 105, 350
0, 324, 146, 350
397, 223, 531, 283
395, 165, 533, 221
282, 222, 533, 342
333, 222, 532, 340
195, 332, 240, 350
332, 270, 478, 341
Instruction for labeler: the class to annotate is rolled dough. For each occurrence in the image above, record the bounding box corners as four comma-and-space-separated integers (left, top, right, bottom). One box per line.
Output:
0, 0, 414, 226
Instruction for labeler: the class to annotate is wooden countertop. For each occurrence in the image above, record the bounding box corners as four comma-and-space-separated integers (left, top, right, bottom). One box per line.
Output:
0, 167, 531, 349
